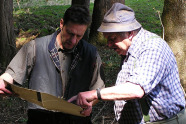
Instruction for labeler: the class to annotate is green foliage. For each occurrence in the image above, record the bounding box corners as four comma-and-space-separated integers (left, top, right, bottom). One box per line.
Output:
13, 0, 66, 8
13, 0, 164, 38
125, 0, 164, 35
89, 3, 94, 14
14, 5, 70, 37
97, 46, 121, 86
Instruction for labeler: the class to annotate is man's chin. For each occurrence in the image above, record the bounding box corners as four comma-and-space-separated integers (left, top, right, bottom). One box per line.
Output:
64, 48, 73, 51
64, 44, 76, 50
64, 45, 74, 50
62, 46, 76, 53
64, 46, 73, 50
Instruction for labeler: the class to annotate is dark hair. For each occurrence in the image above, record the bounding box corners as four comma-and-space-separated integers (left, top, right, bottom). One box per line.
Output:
63, 5, 91, 26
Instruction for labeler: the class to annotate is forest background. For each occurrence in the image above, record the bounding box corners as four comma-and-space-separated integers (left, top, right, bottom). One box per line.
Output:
0, 0, 184, 124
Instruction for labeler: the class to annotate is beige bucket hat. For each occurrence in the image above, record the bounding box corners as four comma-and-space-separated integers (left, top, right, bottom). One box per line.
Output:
98, 3, 141, 32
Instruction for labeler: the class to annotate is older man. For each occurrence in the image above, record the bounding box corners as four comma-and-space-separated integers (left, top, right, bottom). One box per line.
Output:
68, 3, 186, 124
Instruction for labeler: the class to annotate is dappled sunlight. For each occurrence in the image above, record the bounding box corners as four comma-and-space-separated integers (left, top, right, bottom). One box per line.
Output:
16, 29, 39, 49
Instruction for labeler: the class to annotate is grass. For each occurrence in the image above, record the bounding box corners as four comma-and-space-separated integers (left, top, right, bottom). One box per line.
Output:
13, 1, 164, 35
14, 5, 70, 34
1, 0, 165, 123
125, 0, 164, 35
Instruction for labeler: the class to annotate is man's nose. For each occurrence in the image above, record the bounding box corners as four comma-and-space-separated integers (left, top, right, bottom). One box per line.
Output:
70, 35, 77, 44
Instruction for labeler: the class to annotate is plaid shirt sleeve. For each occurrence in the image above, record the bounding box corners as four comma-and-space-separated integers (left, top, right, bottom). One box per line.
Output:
128, 47, 167, 94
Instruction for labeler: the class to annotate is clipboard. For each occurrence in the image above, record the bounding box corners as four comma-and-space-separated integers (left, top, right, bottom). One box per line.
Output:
4, 81, 84, 117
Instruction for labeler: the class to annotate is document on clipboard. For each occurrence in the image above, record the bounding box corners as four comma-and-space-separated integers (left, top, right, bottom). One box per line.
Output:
4, 81, 84, 117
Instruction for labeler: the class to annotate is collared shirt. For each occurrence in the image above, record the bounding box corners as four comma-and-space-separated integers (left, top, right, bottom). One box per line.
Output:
56, 41, 72, 96
114, 28, 185, 123
5, 34, 105, 98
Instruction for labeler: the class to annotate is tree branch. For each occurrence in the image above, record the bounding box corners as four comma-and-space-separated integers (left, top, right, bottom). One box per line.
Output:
92, 101, 109, 123
157, 10, 164, 40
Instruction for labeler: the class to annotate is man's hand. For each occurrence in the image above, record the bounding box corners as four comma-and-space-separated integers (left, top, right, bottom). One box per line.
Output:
81, 106, 92, 116
68, 90, 96, 106
0, 73, 14, 96
68, 90, 97, 116
0, 79, 12, 95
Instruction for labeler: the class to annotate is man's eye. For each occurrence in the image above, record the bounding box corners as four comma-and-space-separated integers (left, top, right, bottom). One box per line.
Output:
67, 31, 73, 35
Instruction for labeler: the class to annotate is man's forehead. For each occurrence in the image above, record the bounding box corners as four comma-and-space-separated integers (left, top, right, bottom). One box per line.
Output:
64, 23, 87, 34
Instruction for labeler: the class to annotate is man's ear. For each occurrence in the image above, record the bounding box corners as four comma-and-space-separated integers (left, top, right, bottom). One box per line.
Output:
60, 19, 64, 30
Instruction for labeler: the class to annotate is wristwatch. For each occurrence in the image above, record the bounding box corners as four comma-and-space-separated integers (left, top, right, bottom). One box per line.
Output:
96, 88, 102, 100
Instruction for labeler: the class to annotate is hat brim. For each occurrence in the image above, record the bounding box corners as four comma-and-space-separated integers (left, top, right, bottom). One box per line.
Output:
97, 19, 141, 32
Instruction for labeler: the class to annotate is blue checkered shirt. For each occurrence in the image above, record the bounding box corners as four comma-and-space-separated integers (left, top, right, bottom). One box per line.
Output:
114, 28, 185, 123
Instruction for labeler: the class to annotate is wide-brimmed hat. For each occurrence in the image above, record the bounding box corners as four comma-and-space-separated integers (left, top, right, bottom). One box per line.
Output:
98, 3, 141, 32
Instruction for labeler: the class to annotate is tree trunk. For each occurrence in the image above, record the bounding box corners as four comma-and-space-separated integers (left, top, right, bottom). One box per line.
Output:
71, 0, 90, 6
162, 0, 186, 91
0, 0, 16, 74
71, 0, 90, 41
88, 0, 125, 44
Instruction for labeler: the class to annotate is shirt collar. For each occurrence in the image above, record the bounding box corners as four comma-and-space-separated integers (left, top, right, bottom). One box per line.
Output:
48, 29, 60, 52
127, 28, 145, 58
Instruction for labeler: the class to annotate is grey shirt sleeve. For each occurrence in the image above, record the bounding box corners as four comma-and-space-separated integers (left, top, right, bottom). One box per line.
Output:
89, 51, 105, 90
5, 40, 36, 85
